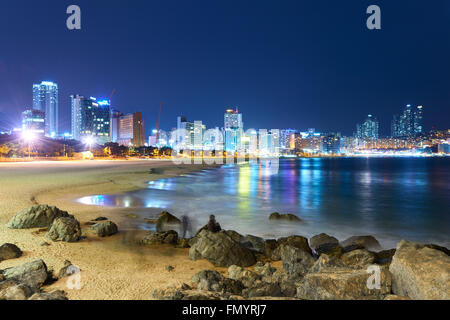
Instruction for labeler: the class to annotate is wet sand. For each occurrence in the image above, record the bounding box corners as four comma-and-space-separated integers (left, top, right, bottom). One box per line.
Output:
0, 160, 226, 300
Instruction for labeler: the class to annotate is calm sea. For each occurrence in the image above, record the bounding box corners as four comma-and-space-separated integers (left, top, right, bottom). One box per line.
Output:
79, 157, 450, 249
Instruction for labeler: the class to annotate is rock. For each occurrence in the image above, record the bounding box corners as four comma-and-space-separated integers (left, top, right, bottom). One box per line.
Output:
28, 290, 68, 300
384, 294, 410, 300
156, 211, 181, 232
263, 239, 278, 258
269, 212, 301, 222
141, 230, 178, 245
340, 249, 376, 269
93, 217, 108, 221
389, 240, 450, 300
254, 262, 276, 277
310, 233, 339, 250
92, 221, 118, 237
309, 233, 343, 257
309, 254, 349, 273
340, 235, 382, 251
176, 238, 190, 248
8, 205, 70, 229
263, 269, 298, 297
228, 265, 261, 288
296, 267, 391, 300
279, 244, 315, 277
2, 259, 48, 291
374, 249, 396, 265
57, 260, 80, 279
241, 235, 265, 253
46, 217, 81, 242
224, 230, 244, 243
242, 280, 282, 298
0, 243, 22, 262
0, 280, 33, 300
166, 265, 174, 272
153, 286, 226, 300
191, 270, 244, 295
424, 244, 450, 256
189, 230, 256, 267
271, 235, 312, 260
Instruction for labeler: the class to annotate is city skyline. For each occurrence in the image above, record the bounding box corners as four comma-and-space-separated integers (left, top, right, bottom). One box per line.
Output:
0, 1, 449, 137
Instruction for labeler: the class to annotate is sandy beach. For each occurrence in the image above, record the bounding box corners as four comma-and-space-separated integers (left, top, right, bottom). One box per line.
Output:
0, 160, 230, 300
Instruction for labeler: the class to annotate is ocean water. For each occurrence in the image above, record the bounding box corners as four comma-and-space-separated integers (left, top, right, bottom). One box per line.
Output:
78, 157, 450, 249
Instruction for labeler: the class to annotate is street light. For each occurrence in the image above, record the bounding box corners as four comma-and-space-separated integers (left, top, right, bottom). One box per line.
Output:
22, 130, 35, 158
83, 136, 95, 151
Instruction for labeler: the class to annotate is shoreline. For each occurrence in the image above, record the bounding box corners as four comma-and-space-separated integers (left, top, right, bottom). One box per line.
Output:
0, 160, 226, 300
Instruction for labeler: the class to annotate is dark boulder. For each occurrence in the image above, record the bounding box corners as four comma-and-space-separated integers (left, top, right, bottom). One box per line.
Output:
269, 212, 301, 222
28, 290, 68, 300
340, 235, 382, 251
189, 230, 256, 267
0, 243, 22, 262
46, 217, 82, 242
2, 259, 48, 291
271, 235, 312, 260
141, 230, 178, 245
92, 221, 118, 237
191, 270, 244, 295
279, 244, 315, 277
8, 205, 70, 229
156, 211, 181, 232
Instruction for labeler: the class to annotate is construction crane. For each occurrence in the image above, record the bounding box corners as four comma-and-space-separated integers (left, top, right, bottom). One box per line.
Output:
155, 102, 163, 144
109, 89, 116, 103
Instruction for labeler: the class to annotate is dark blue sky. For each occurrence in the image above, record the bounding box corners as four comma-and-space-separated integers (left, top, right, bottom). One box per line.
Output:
0, 0, 449, 136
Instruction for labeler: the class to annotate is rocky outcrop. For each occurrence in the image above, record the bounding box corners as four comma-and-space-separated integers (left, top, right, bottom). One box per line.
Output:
228, 265, 261, 288
309, 254, 348, 273
0, 243, 22, 262
340, 235, 382, 252
2, 259, 49, 291
0, 280, 33, 300
279, 244, 315, 277
340, 249, 376, 269
156, 211, 180, 232
8, 205, 70, 229
92, 221, 118, 237
57, 260, 80, 279
271, 235, 312, 260
141, 230, 179, 245
296, 266, 391, 300
46, 217, 82, 242
28, 290, 68, 300
269, 212, 301, 222
189, 230, 256, 267
254, 262, 276, 277
389, 240, 450, 300
374, 249, 396, 265
241, 235, 265, 253
242, 280, 282, 298
191, 270, 244, 295
309, 233, 343, 257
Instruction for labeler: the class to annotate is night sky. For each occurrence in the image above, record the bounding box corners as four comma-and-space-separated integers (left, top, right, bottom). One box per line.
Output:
0, 0, 449, 137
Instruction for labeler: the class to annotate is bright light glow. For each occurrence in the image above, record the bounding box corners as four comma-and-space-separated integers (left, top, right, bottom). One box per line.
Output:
22, 130, 36, 142
83, 136, 95, 145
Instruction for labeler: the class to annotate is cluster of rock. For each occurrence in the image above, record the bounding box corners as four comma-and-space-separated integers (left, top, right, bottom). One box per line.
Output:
7, 205, 119, 242
0, 245, 70, 301
148, 213, 449, 300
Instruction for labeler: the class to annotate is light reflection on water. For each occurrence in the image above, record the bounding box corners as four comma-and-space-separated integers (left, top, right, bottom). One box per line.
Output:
77, 158, 450, 248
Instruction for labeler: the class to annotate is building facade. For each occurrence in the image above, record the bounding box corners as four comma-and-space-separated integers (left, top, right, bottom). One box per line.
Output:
33, 81, 58, 136
117, 112, 145, 147
392, 105, 424, 137
71, 95, 111, 144
356, 114, 379, 140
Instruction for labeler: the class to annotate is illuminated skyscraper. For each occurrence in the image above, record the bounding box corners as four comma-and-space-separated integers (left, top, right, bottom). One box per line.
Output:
117, 112, 145, 147
33, 81, 58, 136
224, 108, 243, 152
392, 104, 424, 137
71, 95, 111, 144
356, 114, 379, 140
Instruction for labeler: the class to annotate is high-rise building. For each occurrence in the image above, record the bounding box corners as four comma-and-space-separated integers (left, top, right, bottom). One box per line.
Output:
110, 109, 123, 143
392, 104, 424, 137
33, 81, 58, 136
321, 132, 341, 154
71, 95, 111, 144
22, 109, 45, 136
117, 112, 145, 147
356, 114, 379, 140
175, 116, 205, 150
224, 108, 243, 152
